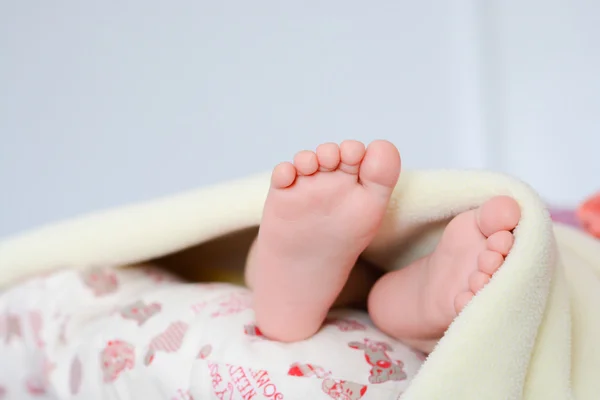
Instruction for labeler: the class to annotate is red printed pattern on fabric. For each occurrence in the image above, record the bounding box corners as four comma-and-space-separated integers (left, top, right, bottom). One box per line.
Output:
209, 363, 285, 400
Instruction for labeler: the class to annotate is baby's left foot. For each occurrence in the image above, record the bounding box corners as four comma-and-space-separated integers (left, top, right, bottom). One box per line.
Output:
368, 196, 520, 353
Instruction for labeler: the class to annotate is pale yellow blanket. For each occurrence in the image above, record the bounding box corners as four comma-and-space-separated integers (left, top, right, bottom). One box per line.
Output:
1, 170, 599, 399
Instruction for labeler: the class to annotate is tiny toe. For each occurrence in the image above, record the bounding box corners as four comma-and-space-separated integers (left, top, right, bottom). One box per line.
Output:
271, 162, 297, 188
486, 231, 514, 256
293, 150, 319, 176
477, 196, 521, 237
316, 142, 341, 171
477, 250, 504, 275
454, 292, 474, 314
339, 140, 366, 174
468, 271, 491, 294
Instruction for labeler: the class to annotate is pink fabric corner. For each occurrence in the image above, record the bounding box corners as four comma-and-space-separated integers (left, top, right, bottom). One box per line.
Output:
549, 208, 581, 228
577, 192, 600, 238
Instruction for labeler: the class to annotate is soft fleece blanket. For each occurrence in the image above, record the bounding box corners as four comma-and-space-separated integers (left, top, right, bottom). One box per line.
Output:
1, 170, 599, 399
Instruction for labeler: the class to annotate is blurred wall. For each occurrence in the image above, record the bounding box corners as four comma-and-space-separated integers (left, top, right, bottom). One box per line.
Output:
1, 1, 598, 237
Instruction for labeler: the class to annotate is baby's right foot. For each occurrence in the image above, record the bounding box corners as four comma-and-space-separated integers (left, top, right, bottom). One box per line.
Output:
368, 196, 520, 353
248, 140, 401, 342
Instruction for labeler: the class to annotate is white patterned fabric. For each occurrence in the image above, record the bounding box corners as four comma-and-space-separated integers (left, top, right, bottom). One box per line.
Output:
0, 266, 424, 400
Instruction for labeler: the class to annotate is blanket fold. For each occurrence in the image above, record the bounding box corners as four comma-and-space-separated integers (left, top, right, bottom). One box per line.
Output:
1, 169, 599, 399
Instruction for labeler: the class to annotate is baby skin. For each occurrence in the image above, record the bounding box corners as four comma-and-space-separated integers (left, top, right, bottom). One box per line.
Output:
246, 140, 520, 353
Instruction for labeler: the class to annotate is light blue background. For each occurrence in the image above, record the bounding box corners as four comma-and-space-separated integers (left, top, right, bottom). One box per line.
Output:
1, 1, 599, 238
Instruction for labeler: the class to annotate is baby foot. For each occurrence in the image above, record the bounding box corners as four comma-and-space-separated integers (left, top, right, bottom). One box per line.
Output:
432, 196, 521, 318
250, 140, 401, 341
368, 196, 520, 351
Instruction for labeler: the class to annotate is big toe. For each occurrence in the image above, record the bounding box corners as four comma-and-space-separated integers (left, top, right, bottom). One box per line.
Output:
359, 140, 401, 191
477, 196, 520, 237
